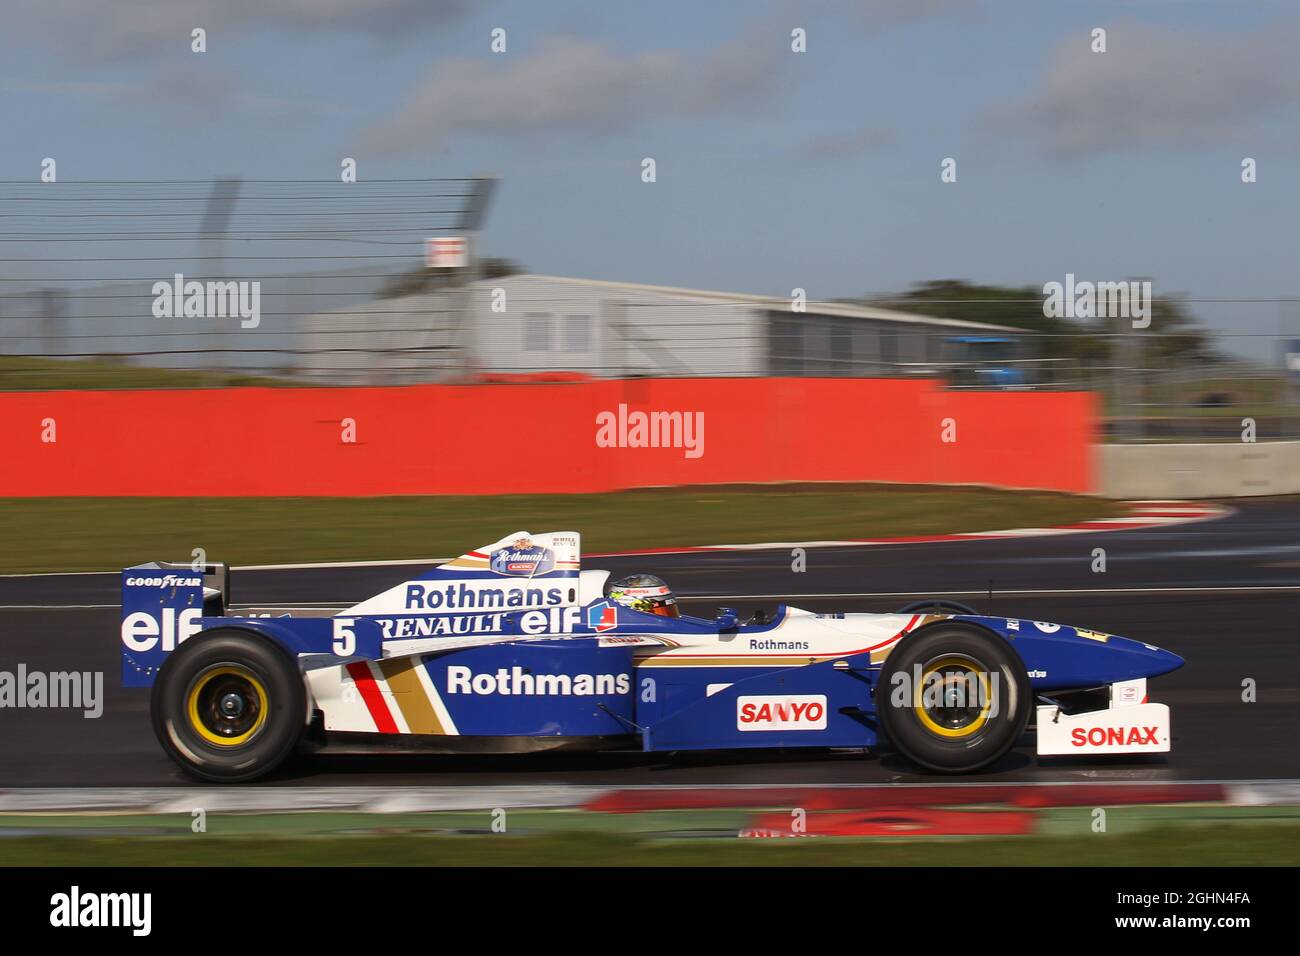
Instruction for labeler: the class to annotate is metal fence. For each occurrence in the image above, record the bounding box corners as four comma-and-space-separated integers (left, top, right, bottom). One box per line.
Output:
3, 179, 1297, 440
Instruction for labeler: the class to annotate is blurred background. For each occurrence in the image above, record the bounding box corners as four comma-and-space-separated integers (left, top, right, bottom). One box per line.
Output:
2, 171, 1297, 444
5, 0, 1300, 456
4, 3, 1300, 872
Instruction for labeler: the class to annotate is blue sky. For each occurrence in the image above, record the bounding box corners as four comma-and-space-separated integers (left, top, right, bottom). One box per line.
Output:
4, 0, 1300, 359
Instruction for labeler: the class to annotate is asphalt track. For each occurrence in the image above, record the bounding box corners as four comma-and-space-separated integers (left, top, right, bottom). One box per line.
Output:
1, 498, 1298, 788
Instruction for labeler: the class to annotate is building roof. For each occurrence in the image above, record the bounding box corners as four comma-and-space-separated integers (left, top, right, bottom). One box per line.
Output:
491, 274, 1019, 332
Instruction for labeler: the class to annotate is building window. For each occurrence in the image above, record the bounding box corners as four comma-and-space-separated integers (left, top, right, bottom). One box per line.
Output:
879, 326, 898, 368
768, 312, 803, 375
562, 314, 591, 352
523, 312, 551, 351
830, 321, 853, 376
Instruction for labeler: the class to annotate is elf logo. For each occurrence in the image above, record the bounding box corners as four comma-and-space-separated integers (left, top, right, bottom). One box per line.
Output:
1070, 725, 1161, 747
121, 608, 203, 652
737, 694, 827, 731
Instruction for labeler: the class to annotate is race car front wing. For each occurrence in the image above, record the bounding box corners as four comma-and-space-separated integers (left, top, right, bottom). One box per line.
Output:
1035, 678, 1171, 755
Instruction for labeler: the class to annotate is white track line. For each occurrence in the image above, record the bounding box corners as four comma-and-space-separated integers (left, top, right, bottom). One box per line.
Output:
0, 570, 119, 578
0, 556, 454, 579
686, 585, 1300, 600
234, 556, 453, 571
0, 503, 1233, 579
5, 583, 1299, 611
0, 780, 1295, 813
0, 604, 119, 610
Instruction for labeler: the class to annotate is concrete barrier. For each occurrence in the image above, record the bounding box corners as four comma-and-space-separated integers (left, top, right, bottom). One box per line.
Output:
1098, 441, 1300, 498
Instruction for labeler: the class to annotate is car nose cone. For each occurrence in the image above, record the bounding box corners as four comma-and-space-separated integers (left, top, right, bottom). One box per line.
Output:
1111, 634, 1184, 678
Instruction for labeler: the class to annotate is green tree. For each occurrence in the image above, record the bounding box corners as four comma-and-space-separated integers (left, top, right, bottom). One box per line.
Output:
851, 279, 1216, 383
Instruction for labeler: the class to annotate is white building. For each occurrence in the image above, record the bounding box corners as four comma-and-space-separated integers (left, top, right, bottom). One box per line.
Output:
300, 273, 1021, 384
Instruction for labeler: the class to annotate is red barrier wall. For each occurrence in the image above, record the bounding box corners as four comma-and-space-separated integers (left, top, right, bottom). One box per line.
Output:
0, 379, 1097, 496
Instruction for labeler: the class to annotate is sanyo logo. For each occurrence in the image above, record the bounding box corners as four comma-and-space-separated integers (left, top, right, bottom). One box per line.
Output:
121, 608, 203, 652
124, 575, 202, 588
737, 694, 828, 731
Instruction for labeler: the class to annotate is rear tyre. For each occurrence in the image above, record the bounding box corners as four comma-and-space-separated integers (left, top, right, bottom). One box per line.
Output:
151, 628, 306, 783
877, 624, 1030, 773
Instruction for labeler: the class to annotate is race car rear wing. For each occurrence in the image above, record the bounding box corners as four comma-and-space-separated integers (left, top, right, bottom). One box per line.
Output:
121, 531, 587, 687
120, 561, 229, 687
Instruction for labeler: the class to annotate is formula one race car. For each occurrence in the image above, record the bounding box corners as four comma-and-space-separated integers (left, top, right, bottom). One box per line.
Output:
120, 532, 1184, 782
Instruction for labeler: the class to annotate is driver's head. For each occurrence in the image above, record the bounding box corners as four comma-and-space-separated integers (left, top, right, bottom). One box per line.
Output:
606, 573, 680, 618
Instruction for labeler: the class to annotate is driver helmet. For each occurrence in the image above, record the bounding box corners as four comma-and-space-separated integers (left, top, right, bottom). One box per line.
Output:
606, 573, 680, 618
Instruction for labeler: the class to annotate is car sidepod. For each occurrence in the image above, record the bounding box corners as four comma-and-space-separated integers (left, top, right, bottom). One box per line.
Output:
636, 650, 880, 751
304, 639, 639, 744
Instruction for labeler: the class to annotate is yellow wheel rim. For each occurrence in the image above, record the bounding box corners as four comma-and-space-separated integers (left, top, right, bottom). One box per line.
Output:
913, 655, 993, 738
185, 665, 269, 747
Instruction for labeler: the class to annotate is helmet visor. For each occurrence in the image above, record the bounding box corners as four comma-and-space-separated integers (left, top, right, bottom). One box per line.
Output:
648, 599, 680, 618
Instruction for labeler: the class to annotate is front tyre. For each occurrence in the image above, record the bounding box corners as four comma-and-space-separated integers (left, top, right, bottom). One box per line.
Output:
877, 624, 1030, 773
151, 628, 307, 783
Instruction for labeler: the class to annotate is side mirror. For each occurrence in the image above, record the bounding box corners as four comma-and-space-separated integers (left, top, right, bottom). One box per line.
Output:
715, 607, 739, 630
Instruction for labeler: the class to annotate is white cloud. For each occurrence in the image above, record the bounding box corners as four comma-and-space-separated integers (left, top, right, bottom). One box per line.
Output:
987, 20, 1300, 155
0, 0, 471, 60
363, 34, 782, 155
4, 65, 321, 119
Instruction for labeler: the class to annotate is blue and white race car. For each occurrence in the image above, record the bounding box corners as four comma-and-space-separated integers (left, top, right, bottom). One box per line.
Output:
120, 531, 1184, 782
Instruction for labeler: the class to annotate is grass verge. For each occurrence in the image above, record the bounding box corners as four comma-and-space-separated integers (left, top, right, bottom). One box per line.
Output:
0, 485, 1117, 573
0, 356, 291, 391
2, 824, 1297, 866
